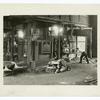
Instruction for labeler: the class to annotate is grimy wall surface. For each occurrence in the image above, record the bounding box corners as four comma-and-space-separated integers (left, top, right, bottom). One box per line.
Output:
89, 15, 97, 57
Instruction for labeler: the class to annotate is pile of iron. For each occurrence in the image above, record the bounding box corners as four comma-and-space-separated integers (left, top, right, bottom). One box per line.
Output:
45, 58, 71, 73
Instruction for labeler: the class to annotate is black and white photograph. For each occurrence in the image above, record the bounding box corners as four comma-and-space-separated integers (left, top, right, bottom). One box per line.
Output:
3, 15, 97, 85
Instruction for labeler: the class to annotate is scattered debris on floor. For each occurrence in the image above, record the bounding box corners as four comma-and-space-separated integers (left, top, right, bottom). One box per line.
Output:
33, 57, 71, 74
69, 57, 97, 64
89, 58, 97, 64
4, 61, 28, 76
4, 57, 97, 77
33, 66, 46, 73
30, 56, 97, 74
45, 58, 71, 73
75, 75, 97, 85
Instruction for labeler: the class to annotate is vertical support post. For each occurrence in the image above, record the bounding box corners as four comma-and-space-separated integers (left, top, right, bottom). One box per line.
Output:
11, 26, 15, 61
76, 31, 78, 57
90, 28, 92, 58
26, 23, 35, 71
58, 35, 60, 59
51, 36, 54, 58
35, 41, 39, 61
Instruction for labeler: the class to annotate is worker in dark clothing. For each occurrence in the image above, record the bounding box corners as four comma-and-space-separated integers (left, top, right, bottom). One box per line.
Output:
79, 51, 89, 64
76, 48, 89, 64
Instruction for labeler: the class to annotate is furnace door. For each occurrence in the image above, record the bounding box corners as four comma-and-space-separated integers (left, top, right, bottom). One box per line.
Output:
77, 36, 86, 52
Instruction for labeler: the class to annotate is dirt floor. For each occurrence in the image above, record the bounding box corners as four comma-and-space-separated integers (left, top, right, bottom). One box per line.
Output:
4, 62, 97, 85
